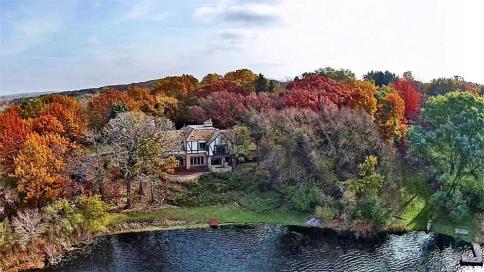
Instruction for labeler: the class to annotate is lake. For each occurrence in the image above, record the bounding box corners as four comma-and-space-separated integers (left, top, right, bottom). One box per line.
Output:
42, 225, 480, 272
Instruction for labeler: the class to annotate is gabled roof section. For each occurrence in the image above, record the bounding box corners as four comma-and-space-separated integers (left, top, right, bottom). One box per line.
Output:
187, 128, 216, 141
166, 128, 191, 152
208, 129, 235, 144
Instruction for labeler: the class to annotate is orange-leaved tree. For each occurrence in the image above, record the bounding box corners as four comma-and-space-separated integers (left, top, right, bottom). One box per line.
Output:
375, 90, 407, 142
152, 75, 199, 99
87, 89, 138, 130
348, 80, 378, 118
0, 107, 31, 179
14, 133, 74, 206
40, 95, 86, 141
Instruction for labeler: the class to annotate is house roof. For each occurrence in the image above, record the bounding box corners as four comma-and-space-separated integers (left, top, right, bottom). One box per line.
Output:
187, 128, 216, 141
166, 129, 191, 152
166, 120, 234, 152
209, 129, 235, 144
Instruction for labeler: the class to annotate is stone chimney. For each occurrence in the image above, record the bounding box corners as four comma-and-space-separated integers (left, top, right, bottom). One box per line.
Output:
203, 119, 213, 127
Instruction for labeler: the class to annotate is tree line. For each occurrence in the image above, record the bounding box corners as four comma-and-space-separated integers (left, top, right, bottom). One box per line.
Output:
0, 67, 482, 269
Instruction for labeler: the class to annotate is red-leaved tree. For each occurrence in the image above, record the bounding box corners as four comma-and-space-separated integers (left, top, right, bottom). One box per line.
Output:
392, 79, 422, 119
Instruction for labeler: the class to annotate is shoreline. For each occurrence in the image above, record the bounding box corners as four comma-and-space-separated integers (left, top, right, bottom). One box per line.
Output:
20, 204, 479, 272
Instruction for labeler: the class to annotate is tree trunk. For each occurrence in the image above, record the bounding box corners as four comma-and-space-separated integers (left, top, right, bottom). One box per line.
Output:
138, 180, 144, 196
126, 175, 132, 209
150, 182, 155, 203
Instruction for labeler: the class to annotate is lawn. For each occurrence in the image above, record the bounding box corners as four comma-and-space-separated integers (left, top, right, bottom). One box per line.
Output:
395, 165, 479, 242
108, 204, 308, 227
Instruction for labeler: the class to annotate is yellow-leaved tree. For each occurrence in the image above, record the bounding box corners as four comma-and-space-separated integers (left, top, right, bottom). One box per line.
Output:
14, 133, 73, 207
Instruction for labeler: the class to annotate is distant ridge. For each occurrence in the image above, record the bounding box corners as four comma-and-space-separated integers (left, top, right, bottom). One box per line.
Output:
0, 78, 161, 101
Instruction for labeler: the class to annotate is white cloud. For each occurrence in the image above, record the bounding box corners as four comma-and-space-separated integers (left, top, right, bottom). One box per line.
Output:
192, 0, 484, 83
193, 0, 281, 25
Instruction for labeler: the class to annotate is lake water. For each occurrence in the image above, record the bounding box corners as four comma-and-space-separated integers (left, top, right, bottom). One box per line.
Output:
43, 225, 481, 272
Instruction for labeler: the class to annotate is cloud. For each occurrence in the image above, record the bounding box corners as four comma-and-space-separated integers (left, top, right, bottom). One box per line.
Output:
0, 1, 76, 56
193, 0, 282, 26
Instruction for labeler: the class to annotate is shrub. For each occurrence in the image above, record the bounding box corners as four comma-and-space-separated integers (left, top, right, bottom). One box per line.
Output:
432, 190, 471, 221
315, 205, 337, 223
0, 219, 14, 252
42, 199, 84, 242
11, 209, 45, 247
284, 182, 323, 212
76, 195, 108, 232
351, 196, 388, 227
176, 173, 248, 207
239, 191, 282, 212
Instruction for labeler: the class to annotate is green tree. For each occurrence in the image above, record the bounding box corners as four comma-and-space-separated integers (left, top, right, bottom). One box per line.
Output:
348, 156, 384, 198
255, 73, 270, 93
408, 92, 484, 195
363, 70, 397, 87
302, 66, 356, 82
109, 102, 128, 119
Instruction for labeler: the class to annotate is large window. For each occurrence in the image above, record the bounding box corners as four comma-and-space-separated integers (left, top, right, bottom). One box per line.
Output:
198, 142, 206, 150
212, 157, 222, 166
190, 156, 205, 166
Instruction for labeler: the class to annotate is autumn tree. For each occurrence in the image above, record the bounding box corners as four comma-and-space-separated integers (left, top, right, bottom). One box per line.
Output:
201, 73, 223, 85
152, 75, 198, 99
392, 79, 422, 119
283, 76, 354, 111
348, 80, 378, 117
14, 133, 73, 206
38, 95, 86, 141
87, 89, 138, 130
363, 70, 397, 87
101, 112, 177, 208
195, 79, 247, 98
189, 92, 247, 128
31, 115, 65, 136
302, 67, 356, 82
223, 69, 257, 92
127, 86, 156, 114
375, 90, 406, 142
0, 107, 31, 179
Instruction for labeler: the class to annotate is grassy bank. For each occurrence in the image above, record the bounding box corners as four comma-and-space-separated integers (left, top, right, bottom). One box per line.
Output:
107, 204, 308, 227
105, 168, 480, 242
394, 166, 479, 242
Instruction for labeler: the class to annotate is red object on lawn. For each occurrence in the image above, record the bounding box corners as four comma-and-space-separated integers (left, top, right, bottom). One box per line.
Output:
209, 218, 219, 229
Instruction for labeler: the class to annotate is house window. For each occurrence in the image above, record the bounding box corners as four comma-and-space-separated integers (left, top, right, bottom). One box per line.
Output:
212, 157, 222, 166
177, 157, 184, 166
190, 156, 205, 166
199, 142, 206, 150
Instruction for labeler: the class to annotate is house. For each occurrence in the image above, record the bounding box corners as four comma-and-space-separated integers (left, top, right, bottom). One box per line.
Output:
167, 119, 235, 173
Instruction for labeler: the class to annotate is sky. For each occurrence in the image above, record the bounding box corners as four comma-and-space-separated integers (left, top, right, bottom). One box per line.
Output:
1, 0, 483, 95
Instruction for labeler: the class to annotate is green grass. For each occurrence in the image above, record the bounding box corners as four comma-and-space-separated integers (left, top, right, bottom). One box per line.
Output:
394, 165, 478, 242
396, 167, 431, 229
108, 204, 308, 227
238, 191, 283, 212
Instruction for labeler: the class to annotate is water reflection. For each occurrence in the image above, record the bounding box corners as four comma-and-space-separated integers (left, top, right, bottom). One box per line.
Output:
42, 225, 480, 272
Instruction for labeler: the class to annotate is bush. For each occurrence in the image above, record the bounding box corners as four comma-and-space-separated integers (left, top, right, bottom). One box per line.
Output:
76, 195, 108, 232
351, 196, 388, 227
315, 205, 337, 223
0, 219, 14, 252
432, 190, 471, 221
175, 173, 248, 207
42, 199, 84, 242
11, 209, 45, 247
239, 191, 282, 212
283, 182, 323, 212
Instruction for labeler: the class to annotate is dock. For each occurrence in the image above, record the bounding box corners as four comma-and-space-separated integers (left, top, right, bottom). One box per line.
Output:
461, 243, 483, 266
